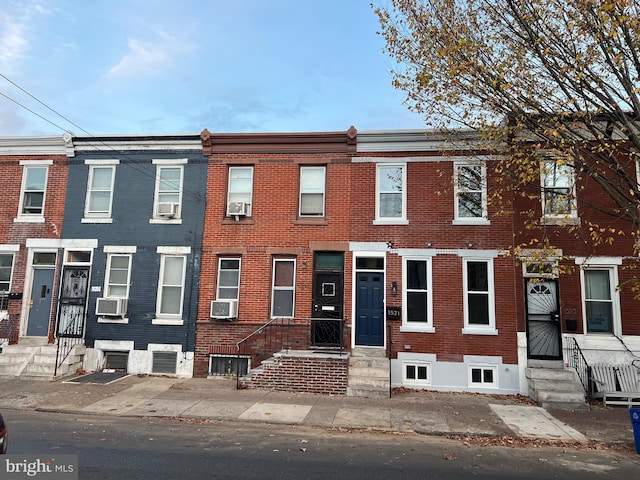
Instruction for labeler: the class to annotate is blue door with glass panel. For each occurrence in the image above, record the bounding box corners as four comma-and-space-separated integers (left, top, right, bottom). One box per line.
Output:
355, 272, 384, 346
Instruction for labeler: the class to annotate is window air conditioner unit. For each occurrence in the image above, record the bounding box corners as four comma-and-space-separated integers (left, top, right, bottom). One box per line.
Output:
210, 299, 238, 320
96, 297, 128, 316
227, 202, 248, 217
157, 202, 179, 217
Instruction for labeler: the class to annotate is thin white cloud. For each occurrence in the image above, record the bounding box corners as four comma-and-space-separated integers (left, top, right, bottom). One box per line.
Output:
0, 15, 28, 73
107, 28, 194, 78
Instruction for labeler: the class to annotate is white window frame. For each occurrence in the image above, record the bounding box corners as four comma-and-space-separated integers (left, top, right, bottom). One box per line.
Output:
271, 258, 296, 318
154, 247, 189, 324
16, 160, 52, 223
299, 166, 326, 217
151, 159, 186, 223
104, 253, 132, 299
217, 257, 241, 301
468, 364, 498, 388
401, 257, 434, 333
540, 158, 578, 222
83, 160, 118, 222
579, 263, 621, 336
462, 257, 497, 335
227, 166, 254, 217
0, 250, 16, 312
453, 161, 489, 225
402, 361, 431, 386
374, 163, 408, 225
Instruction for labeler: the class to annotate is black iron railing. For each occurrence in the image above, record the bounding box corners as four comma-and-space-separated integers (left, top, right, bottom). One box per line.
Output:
54, 326, 84, 377
564, 337, 591, 396
235, 317, 345, 388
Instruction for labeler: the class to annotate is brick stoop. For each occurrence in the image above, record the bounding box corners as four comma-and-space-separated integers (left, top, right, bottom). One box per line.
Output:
526, 366, 589, 410
239, 350, 349, 395
347, 347, 390, 398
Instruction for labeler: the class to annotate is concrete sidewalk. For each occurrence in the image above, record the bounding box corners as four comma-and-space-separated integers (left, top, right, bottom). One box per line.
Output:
0, 374, 636, 450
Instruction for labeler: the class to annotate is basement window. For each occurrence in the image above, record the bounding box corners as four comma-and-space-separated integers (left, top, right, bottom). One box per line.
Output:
152, 351, 177, 374
104, 351, 128, 371
209, 355, 249, 376
403, 361, 430, 386
469, 365, 497, 388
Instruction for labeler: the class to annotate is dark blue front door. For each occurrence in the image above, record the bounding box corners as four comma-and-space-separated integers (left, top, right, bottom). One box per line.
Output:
355, 272, 384, 346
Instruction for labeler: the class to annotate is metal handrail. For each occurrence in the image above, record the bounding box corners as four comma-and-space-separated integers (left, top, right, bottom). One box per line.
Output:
565, 337, 591, 396
54, 326, 85, 378
235, 317, 346, 389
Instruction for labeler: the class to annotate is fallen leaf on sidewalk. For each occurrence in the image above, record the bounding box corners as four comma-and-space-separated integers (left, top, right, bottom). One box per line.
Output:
442, 454, 454, 461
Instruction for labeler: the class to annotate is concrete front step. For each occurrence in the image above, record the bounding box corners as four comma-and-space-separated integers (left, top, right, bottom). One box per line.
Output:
526, 367, 588, 410
526, 367, 579, 381
346, 386, 389, 397
351, 347, 387, 358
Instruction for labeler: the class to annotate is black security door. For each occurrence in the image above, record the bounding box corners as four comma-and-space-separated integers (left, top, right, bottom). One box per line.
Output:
525, 278, 562, 359
56, 266, 89, 338
311, 252, 344, 347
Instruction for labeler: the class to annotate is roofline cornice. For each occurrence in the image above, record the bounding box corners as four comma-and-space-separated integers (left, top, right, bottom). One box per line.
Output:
356, 129, 486, 153
201, 127, 357, 155
72, 133, 203, 153
0, 133, 74, 156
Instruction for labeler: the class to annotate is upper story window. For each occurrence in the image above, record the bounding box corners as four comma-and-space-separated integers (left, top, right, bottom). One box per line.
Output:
402, 258, 434, 332
227, 166, 253, 217
0, 253, 15, 311
299, 166, 325, 217
454, 162, 488, 224
375, 163, 407, 224
16, 161, 51, 223
84, 161, 118, 221
271, 258, 296, 318
541, 159, 577, 221
152, 160, 186, 222
217, 258, 241, 300
462, 258, 497, 334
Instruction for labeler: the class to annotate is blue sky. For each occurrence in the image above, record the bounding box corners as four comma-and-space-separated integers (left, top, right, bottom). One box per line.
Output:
0, 0, 426, 136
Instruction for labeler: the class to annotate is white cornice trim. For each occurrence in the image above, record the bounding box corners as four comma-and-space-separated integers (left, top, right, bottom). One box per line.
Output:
73, 134, 202, 152
356, 129, 489, 153
0, 135, 73, 156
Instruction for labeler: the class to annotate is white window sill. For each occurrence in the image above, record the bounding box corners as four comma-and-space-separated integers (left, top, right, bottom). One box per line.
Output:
403, 380, 432, 387
82, 217, 113, 224
540, 216, 580, 226
98, 316, 129, 324
452, 218, 490, 226
14, 216, 45, 224
400, 325, 435, 333
462, 327, 498, 335
149, 218, 183, 225
373, 219, 409, 226
152, 317, 184, 325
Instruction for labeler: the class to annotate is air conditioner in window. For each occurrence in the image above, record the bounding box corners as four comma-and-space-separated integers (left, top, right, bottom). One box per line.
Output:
210, 299, 238, 320
227, 202, 248, 217
96, 297, 128, 316
157, 202, 179, 218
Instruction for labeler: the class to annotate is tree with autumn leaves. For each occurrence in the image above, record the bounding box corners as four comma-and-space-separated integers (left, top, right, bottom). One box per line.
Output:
375, 0, 640, 269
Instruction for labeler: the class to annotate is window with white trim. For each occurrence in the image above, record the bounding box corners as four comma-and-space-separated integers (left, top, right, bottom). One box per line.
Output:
375, 163, 406, 223
271, 258, 295, 318
583, 268, 617, 334
18, 165, 48, 217
153, 163, 184, 219
469, 365, 497, 388
299, 166, 325, 217
85, 164, 116, 219
403, 361, 431, 385
217, 258, 241, 300
541, 159, 577, 219
104, 254, 132, 299
227, 166, 253, 216
454, 162, 487, 221
0, 254, 14, 311
403, 258, 433, 331
156, 254, 186, 318
463, 258, 496, 332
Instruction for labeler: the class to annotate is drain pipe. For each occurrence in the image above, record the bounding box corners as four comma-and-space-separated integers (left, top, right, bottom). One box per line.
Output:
387, 324, 393, 398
